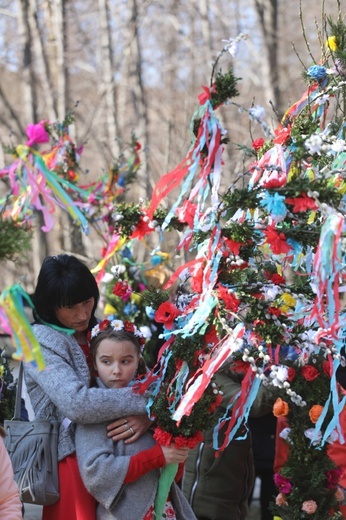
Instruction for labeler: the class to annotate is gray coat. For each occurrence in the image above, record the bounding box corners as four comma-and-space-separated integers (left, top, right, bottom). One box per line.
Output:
75, 380, 197, 520
24, 324, 147, 461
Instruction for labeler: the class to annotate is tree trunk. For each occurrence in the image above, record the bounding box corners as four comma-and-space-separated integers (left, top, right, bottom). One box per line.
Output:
98, 0, 119, 158
18, 0, 48, 274
252, 0, 282, 115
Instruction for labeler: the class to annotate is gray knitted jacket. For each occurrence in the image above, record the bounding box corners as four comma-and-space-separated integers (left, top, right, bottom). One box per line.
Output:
75, 380, 197, 520
24, 324, 147, 461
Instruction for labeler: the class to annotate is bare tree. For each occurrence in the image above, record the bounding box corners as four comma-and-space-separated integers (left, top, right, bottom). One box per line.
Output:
98, 0, 119, 158
120, 0, 150, 200
0, 0, 340, 287
252, 0, 282, 115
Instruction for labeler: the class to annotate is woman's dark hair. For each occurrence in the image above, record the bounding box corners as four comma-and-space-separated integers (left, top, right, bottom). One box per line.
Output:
32, 254, 100, 329
90, 328, 147, 376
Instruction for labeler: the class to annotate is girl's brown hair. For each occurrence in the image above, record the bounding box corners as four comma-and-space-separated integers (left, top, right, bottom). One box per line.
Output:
90, 328, 147, 377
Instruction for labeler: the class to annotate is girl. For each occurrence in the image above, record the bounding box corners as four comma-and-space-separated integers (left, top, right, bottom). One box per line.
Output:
75, 320, 197, 520
24, 255, 151, 520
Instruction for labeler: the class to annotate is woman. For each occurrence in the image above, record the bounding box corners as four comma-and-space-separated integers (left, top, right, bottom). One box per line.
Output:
24, 254, 151, 520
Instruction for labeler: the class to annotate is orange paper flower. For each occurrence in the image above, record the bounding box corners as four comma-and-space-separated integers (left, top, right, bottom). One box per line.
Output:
273, 398, 289, 418
309, 404, 323, 424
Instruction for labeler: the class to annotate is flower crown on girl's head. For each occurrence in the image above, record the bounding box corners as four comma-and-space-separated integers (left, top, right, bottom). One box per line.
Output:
87, 319, 146, 346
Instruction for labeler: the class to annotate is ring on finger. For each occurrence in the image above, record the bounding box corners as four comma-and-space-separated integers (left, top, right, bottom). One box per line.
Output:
129, 427, 135, 435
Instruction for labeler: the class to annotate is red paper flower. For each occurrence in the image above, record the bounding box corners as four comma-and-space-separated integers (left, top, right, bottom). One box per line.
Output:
123, 321, 135, 333
326, 468, 342, 489
130, 217, 155, 240
217, 284, 240, 312
99, 319, 110, 331
155, 301, 181, 330
273, 125, 291, 145
287, 367, 296, 382
153, 427, 173, 446
223, 237, 244, 256
271, 273, 286, 285
252, 138, 265, 151
113, 280, 132, 300
268, 306, 281, 317
263, 225, 292, 255
285, 192, 318, 212
301, 364, 320, 381
174, 430, 204, 449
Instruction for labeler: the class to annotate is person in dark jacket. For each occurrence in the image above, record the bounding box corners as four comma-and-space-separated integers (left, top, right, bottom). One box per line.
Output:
182, 363, 275, 520
248, 413, 277, 520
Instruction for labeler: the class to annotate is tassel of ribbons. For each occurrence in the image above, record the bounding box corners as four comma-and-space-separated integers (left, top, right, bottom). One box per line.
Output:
0, 285, 45, 369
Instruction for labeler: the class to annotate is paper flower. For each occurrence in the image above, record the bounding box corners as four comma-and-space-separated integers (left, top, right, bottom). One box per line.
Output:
326, 36, 338, 52
273, 398, 290, 418
274, 473, 292, 495
26, 120, 50, 147
301, 365, 320, 381
301, 500, 317, 514
154, 301, 181, 330
309, 404, 323, 423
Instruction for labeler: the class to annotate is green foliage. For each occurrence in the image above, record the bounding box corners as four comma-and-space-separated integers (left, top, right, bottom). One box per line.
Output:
327, 15, 346, 69
211, 68, 240, 108
140, 287, 170, 310
149, 333, 222, 438
0, 213, 32, 262
0, 349, 16, 425
111, 203, 143, 237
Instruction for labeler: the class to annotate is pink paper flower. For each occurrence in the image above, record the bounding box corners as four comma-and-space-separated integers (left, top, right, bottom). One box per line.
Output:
301, 500, 317, 514
275, 493, 288, 506
26, 120, 50, 147
274, 473, 292, 494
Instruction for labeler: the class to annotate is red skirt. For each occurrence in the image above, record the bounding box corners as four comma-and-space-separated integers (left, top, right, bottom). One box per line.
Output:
42, 453, 96, 520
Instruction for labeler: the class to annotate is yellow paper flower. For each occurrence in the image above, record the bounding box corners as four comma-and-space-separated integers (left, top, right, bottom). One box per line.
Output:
279, 293, 296, 313
326, 36, 338, 52
287, 164, 299, 181
130, 292, 141, 304
103, 303, 117, 316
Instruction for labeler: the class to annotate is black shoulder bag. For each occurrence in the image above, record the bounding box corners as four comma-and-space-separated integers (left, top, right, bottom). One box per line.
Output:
4, 362, 60, 505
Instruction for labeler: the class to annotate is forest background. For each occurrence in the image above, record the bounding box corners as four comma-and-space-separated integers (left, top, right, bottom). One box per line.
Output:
0, 0, 343, 294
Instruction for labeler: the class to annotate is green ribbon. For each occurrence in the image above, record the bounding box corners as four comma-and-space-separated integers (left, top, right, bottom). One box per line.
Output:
153, 462, 178, 519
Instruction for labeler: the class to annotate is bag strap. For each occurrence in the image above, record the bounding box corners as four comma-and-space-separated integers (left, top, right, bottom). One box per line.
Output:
14, 361, 24, 420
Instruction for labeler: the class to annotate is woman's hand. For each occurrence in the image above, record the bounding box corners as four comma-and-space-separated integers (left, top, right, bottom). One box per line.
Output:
107, 415, 152, 443
161, 444, 189, 465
